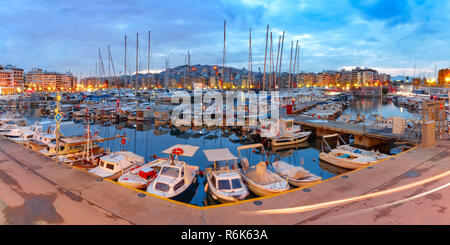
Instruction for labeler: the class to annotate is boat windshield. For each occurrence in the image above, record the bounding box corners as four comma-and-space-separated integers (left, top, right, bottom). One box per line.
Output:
155, 182, 170, 192
231, 178, 242, 189
218, 180, 231, 190
160, 166, 179, 178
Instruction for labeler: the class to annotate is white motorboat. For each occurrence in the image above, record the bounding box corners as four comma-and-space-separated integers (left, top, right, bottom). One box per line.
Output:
237, 144, 290, 197
145, 144, 200, 201
88, 151, 145, 180
319, 134, 391, 169
203, 148, 249, 203
272, 160, 321, 187
270, 119, 312, 147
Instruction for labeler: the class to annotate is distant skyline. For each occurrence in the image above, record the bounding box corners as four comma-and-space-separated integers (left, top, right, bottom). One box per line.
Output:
1, 0, 449, 78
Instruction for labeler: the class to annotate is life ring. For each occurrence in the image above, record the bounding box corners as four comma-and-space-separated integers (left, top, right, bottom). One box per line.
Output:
172, 148, 184, 155
94, 131, 99, 136
121, 138, 126, 145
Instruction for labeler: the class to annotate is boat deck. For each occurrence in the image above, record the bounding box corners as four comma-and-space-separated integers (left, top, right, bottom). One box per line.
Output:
0, 135, 449, 224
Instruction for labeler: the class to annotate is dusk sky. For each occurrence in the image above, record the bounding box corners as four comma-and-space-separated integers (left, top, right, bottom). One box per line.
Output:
1, 0, 449, 78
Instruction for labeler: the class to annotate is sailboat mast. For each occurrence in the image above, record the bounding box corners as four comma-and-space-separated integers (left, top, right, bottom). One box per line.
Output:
187, 51, 191, 89
296, 44, 300, 87
274, 35, 281, 90
278, 31, 285, 89
222, 20, 226, 89
262, 25, 269, 91
148, 30, 151, 91
124, 35, 127, 88
288, 41, 293, 88
269, 32, 273, 93
136, 32, 139, 92
293, 40, 298, 88
248, 28, 251, 92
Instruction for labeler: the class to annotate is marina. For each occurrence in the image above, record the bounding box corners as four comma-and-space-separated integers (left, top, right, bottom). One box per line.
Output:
0, 88, 446, 210
1, 0, 450, 228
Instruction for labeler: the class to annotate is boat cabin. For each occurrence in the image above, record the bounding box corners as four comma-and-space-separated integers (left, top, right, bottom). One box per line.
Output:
203, 148, 246, 193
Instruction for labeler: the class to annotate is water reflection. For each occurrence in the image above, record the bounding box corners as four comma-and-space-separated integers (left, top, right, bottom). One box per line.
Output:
340, 98, 419, 120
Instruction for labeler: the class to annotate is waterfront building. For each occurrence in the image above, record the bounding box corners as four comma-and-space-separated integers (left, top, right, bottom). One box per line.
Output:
0, 65, 24, 94
437, 68, 450, 86
26, 68, 77, 91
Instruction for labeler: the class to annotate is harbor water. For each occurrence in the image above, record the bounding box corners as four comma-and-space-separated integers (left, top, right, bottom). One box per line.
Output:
16, 97, 416, 207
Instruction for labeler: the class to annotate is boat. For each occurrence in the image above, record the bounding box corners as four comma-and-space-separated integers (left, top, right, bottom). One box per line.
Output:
319, 134, 391, 169
269, 119, 311, 147
145, 144, 200, 201
272, 160, 321, 187
237, 144, 290, 196
88, 151, 145, 180
203, 148, 249, 203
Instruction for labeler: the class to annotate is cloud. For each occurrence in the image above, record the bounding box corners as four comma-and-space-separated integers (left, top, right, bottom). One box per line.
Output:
0, 0, 448, 77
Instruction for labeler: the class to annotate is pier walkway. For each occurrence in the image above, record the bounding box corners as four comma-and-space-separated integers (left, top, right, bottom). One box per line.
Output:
284, 113, 421, 144
0, 135, 448, 225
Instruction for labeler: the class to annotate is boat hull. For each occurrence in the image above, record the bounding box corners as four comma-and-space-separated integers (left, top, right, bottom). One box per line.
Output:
271, 133, 310, 147
319, 152, 367, 169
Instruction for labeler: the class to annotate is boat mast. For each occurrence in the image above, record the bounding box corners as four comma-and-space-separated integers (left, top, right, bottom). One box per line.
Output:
262, 25, 269, 91
248, 27, 252, 92
278, 31, 285, 90
293, 40, 298, 88
222, 20, 226, 89
274, 35, 281, 91
135, 32, 139, 96
269, 32, 273, 93
288, 41, 293, 89
187, 51, 191, 89
296, 43, 300, 87
148, 30, 151, 92
124, 35, 127, 88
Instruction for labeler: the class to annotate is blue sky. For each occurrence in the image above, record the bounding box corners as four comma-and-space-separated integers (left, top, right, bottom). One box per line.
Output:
1, 0, 449, 78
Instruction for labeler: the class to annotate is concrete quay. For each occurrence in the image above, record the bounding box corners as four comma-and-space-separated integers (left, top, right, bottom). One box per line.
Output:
0, 135, 448, 225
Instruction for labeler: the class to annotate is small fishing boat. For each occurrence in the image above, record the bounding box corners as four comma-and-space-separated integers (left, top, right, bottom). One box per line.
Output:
145, 144, 199, 201
237, 144, 290, 197
203, 148, 249, 203
269, 119, 311, 147
319, 134, 391, 169
272, 160, 321, 187
88, 151, 145, 180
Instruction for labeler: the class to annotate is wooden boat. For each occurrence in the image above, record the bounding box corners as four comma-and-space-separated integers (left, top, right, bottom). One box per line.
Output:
88, 151, 145, 180
203, 148, 249, 203
117, 160, 162, 189
272, 160, 321, 187
145, 144, 199, 201
237, 144, 290, 197
319, 134, 391, 169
